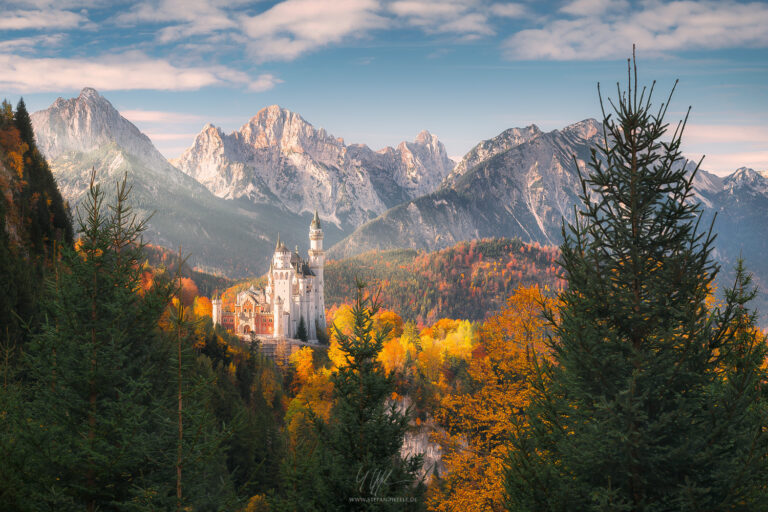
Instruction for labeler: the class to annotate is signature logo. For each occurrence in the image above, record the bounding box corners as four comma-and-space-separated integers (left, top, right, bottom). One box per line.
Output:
356, 466, 393, 497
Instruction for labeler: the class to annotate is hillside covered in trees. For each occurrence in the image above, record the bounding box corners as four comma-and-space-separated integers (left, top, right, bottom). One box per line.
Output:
325, 238, 564, 325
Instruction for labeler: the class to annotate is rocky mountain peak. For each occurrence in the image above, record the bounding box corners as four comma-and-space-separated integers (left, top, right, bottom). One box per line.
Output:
562, 118, 601, 140
441, 123, 544, 188
30, 87, 165, 169
415, 129, 437, 145
78, 87, 101, 101
238, 104, 340, 152
174, 107, 455, 229
725, 167, 767, 194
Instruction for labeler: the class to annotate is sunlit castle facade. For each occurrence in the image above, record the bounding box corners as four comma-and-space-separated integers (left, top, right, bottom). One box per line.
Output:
212, 212, 326, 342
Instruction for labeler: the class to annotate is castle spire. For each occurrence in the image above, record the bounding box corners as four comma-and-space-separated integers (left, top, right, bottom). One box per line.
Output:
275, 233, 280, 250
311, 209, 321, 229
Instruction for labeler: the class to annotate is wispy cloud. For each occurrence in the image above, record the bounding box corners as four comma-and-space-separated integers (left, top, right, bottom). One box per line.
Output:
0, 9, 88, 30
489, 3, 526, 18
683, 123, 768, 174
113, 0, 238, 43
687, 150, 768, 175
248, 74, 283, 92
390, 0, 492, 37
559, 0, 629, 17
503, 1, 768, 60
0, 52, 251, 92
120, 110, 205, 124
0, 34, 65, 52
685, 124, 768, 145
144, 132, 198, 141
241, 0, 388, 62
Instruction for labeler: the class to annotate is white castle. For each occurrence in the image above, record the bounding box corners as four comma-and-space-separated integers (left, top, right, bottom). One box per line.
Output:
211, 211, 326, 342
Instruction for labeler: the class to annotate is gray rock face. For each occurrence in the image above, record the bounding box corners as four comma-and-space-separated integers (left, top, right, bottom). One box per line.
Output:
442, 124, 544, 188
171, 105, 454, 230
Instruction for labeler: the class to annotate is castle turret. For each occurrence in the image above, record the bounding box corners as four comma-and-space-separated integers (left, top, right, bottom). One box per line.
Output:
212, 296, 222, 326
308, 210, 326, 335
273, 233, 291, 269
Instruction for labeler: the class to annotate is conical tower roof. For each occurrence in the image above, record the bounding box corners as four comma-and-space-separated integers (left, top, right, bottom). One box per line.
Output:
311, 209, 321, 229
275, 233, 289, 253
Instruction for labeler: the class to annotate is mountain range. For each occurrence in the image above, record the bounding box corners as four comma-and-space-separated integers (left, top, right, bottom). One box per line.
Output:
29, 88, 768, 318
30, 89, 451, 276
171, 105, 454, 230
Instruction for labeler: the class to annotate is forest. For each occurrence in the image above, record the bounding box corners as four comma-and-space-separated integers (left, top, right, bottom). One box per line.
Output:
324, 238, 563, 326
3, 59, 768, 512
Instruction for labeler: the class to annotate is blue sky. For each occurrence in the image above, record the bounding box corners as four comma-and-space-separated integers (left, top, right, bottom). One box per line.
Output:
1, 0, 767, 175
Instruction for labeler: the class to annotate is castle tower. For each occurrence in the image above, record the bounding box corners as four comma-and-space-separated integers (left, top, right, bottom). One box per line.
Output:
271, 234, 293, 338
308, 210, 326, 336
212, 296, 222, 326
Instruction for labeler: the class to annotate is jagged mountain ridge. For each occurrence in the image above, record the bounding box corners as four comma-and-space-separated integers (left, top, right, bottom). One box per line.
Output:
171, 105, 454, 229
329, 120, 768, 321
30, 88, 344, 278
328, 119, 603, 258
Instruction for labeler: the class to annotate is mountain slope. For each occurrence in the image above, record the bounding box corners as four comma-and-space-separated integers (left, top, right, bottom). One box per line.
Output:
171, 105, 454, 230
31, 89, 343, 278
329, 119, 601, 258
330, 121, 768, 322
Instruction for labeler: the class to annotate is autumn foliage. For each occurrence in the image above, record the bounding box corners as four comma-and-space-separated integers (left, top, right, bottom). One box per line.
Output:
428, 286, 553, 511
325, 238, 564, 325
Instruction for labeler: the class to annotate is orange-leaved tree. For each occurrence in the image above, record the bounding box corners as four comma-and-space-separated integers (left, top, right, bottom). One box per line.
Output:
428, 285, 553, 512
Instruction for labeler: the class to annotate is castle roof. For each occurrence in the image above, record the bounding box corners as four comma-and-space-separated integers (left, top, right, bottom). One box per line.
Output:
311, 209, 321, 229
274, 233, 289, 253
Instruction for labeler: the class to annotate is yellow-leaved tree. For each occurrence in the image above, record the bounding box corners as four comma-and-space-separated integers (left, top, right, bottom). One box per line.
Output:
427, 286, 553, 512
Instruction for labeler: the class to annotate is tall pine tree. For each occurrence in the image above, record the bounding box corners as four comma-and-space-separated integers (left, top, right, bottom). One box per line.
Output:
277, 281, 425, 511
505, 51, 768, 511
14, 98, 73, 259
14, 172, 234, 511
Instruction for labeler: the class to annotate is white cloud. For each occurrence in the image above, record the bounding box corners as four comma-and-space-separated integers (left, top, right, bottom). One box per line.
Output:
120, 110, 205, 124
559, 0, 628, 16
3, 1, 104, 8
503, 1, 768, 60
114, 0, 238, 42
389, 0, 494, 36
0, 34, 65, 52
248, 74, 283, 92
0, 9, 87, 30
489, 3, 526, 18
241, 0, 388, 61
0, 52, 251, 92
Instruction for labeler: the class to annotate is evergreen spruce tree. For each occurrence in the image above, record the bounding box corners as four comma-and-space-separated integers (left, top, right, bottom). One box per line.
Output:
14, 98, 73, 260
17, 171, 172, 510
316, 281, 424, 510
315, 318, 329, 345
15, 172, 234, 511
296, 315, 308, 342
505, 52, 768, 511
